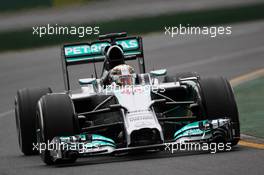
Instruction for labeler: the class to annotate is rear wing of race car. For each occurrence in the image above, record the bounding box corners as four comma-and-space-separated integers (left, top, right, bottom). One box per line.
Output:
61, 33, 145, 91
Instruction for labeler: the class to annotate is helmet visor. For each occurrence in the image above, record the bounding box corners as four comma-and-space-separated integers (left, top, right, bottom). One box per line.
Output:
113, 74, 136, 86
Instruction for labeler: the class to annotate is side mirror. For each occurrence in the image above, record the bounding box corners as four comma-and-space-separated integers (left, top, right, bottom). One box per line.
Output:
150, 69, 167, 76
79, 78, 97, 85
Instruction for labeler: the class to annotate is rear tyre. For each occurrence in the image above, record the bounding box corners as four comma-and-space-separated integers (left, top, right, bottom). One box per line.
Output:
15, 87, 52, 155
36, 94, 79, 165
198, 77, 240, 145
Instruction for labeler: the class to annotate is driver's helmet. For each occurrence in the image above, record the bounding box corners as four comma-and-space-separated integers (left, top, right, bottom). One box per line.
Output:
109, 64, 136, 86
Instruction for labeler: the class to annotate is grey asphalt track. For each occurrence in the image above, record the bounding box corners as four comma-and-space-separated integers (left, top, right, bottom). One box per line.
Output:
0, 20, 264, 174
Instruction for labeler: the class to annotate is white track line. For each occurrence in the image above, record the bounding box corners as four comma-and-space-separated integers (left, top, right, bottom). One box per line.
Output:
168, 46, 264, 71
0, 109, 13, 119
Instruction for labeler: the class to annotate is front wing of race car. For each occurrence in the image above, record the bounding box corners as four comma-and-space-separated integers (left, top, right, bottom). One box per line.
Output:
45, 118, 234, 161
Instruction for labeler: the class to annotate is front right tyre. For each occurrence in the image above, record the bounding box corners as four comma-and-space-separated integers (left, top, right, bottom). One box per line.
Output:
36, 93, 79, 165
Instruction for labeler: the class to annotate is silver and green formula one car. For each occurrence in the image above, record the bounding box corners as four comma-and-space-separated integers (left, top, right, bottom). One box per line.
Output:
14, 32, 240, 165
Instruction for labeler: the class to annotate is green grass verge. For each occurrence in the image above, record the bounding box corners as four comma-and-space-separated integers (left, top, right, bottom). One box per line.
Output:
0, 0, 52, 13
1, 3, 264, 52
234, 77, 264, 138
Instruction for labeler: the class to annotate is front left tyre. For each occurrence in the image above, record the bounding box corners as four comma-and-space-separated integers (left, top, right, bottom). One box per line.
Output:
15, 87, 52, 155
198, 76, 240, 145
